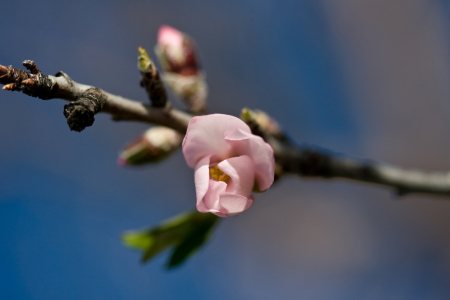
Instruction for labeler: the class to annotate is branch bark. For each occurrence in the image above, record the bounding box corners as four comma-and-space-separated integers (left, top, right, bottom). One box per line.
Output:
0, 62, 191, 133
266, 135, 450, 197
2, 61, 450, 197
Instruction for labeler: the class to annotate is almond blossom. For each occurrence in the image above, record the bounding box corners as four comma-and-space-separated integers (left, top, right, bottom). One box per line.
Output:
182, 114, 275, 217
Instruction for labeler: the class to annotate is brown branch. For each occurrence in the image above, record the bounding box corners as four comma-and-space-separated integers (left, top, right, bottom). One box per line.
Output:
0, 61, 191, 133
264, 133, 450, 197
242, 109, 450, 198
2, 61, 450, 197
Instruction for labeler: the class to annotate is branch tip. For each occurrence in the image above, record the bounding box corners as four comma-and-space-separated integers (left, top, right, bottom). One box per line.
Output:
2, 83, 15, 90
22, 60, 40, 74
0, 65, 8, 77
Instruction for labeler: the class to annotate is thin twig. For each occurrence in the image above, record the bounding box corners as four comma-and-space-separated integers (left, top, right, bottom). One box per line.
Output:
138, 47, 168, 108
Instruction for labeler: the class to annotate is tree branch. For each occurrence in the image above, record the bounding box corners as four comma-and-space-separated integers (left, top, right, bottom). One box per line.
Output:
266, 135, 450, 197
3, 61, 450, 197
0, 62, 191, 133
241, 109, 450, 198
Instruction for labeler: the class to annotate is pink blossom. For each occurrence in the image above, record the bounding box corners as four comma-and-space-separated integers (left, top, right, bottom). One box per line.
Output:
182, 114, 275, 217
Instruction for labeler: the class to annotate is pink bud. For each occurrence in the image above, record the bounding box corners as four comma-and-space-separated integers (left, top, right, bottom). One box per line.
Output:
182, 114, 275, 217
157, 25, 199, 76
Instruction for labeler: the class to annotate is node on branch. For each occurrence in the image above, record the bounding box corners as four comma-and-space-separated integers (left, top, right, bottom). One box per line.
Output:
63, 88, 105, 132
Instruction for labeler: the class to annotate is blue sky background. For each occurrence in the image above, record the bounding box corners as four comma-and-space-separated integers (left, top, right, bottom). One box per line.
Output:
1, 0, 450, 299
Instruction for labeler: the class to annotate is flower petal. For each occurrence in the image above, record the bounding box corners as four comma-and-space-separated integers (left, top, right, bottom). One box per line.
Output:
218, 193, 254, 216
223, 128, 251, 141
224, 129, 275, 191
194, 155, 211, 206
217, 155, 255, 197
198, 179, 227, 213
183, 114, 251, 167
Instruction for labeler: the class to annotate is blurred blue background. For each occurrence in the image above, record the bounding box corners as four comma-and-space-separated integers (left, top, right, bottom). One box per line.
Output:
1, 0, 450, 299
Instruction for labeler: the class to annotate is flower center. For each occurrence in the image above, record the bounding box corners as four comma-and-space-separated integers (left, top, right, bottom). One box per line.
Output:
209, 165, 230, 183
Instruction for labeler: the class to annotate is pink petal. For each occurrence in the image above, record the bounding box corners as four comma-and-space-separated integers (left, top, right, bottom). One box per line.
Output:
198, 179, 227, 213
223, 128, 251, 140
194, 156, 211, 206
158, 25, 184, 48
183, 114, 252, 167
196, 200, 227, 217
207, 210, 230, 218
224, 129, 275, 191
218, 194, 254, 216
217, 155, 255, 197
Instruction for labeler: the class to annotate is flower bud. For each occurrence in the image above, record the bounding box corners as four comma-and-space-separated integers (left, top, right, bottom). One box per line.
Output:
155, 25, 199, 76
155, 25, 207, 114
161, 72, 207, 114
240, 108, 283, 138
138, 46, 167, 107
118, 126, 182, 166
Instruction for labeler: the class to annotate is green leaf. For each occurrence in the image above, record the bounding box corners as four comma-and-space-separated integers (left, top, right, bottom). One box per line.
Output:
121, 230, 153, 250
122, 210, 220, 268
167, 214, 218, 268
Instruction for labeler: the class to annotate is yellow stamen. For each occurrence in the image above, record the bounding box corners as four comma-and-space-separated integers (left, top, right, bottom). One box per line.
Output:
209, 165, 230, 183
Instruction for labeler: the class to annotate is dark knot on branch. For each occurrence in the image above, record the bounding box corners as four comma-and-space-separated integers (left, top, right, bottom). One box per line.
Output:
63, 87, 105, 132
